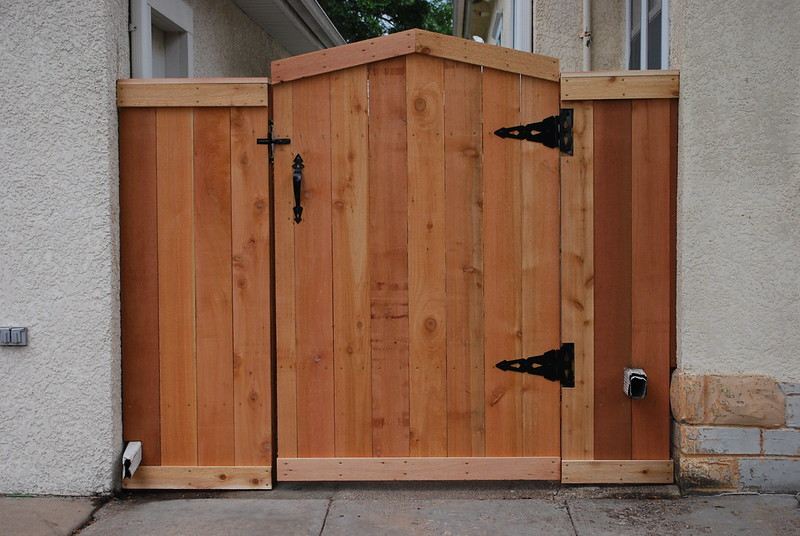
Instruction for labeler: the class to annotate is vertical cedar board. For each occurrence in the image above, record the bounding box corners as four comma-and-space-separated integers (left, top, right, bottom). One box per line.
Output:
407, 54, 448, 457
292, 75, 336, 457
368, 57, 411, 457
193, 108, 235, 466
482, 68, 523, 456
592, 100, 633, 460
120, 108, 161, 465
331, 66, 373, 457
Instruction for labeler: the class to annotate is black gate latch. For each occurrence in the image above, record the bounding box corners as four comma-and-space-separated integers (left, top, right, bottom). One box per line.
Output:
257, 120, 291, 163
494, 108, 573, 155
495, 343, 575, 387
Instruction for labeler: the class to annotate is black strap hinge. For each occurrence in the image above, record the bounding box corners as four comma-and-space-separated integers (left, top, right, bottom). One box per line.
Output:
257, 120, 291, 163
494, 108, 573, 155
495, 343, 575, 387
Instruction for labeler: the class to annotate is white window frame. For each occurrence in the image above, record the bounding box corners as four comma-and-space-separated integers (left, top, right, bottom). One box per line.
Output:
131, 0, 194, 78
625, 0, 669, 70
488, 0, 532, 52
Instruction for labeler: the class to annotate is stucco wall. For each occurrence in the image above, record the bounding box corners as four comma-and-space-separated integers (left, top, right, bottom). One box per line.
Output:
0, 0, 129, 495
671, 0, 800, 382
0, 0, 287, 495
533, 0, 625, 71
185, 0, 288, 77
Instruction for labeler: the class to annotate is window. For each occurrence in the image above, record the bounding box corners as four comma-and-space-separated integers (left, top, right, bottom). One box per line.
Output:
131, 0, 193, 78
627, 0, 669, 70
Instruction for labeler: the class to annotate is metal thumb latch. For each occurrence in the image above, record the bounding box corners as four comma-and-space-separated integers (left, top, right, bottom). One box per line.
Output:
292, 154, 304, 223
623, 368, 648, 400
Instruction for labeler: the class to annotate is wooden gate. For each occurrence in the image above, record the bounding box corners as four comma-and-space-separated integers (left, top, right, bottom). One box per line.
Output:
117, 32, 680, 488
271, 30, 563, 481
118, 79, 273, 489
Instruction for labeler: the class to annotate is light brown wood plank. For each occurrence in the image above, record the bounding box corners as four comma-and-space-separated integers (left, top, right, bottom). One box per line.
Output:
123, 466, 272, 489
560, 101, 594, 460
482, 68, 522, 457
231, 106, 272, 466
368, 58, 410, 457
443, 61, 484, 457
330, 66, 372, 457
561, 71, 679, 101
273, 83, 298, 458
292, 75, 335, 457
156, 108, 197, 465
271, 30, 559, 84
193, 108, 235, 466
406, 55, 447, 457
631, 100, 672, 460
593, 100, 633, 460
272, 31, 417, 84
120, 108, 161, 465
415, 30, 559, 82
520, 76, 561, 457
117, 82, 269, 107
561, 460, 673, 484
278, 457, 560, 481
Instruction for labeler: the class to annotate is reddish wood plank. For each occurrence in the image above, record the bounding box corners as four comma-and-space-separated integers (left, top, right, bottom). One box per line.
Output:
193, 108, 235, 466
330, 66, 372, 456
482, 68, 523, 456
406, 55, 447, 456
560, 102, 594, 460
368, 58, 410, 457
669, 100, 678, 370
120, 108, 161, 465
292, 75, 335, 457
273, 83, 298, 458
631, 99, 672, 460
231, 106, 272, 465
520, 76, 561, 457
593, 100, 633, 460
156, 108, 197, 465
443, 61, 485, 457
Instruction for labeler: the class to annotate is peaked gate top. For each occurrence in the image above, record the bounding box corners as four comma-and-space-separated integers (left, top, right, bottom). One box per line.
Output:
270, 28, 559, 84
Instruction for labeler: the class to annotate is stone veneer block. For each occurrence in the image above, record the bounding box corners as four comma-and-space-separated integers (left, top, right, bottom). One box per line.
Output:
671, 373, 785, 427
762, 429, 800, 456
786, 396, 800, 428
679, 425, 760, 455
739, 459, 800, 493
676, 455, 739, 491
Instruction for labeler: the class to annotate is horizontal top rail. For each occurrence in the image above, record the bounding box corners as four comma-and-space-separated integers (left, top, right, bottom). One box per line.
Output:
271, 29, 560, 84
117, 78, 269, 107
561, 70, 679, 101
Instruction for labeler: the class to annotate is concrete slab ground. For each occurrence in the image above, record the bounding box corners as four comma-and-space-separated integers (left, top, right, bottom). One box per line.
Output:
0, 496, 98, 536
5, 486, 799, 535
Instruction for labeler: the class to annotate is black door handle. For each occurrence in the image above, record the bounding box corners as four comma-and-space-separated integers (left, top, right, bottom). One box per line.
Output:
292, 154, 304, 223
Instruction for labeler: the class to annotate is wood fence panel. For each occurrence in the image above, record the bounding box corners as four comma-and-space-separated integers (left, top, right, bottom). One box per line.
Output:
119, 80, 272, 488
